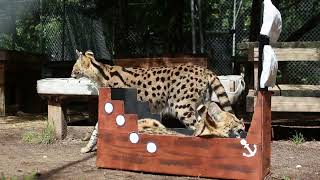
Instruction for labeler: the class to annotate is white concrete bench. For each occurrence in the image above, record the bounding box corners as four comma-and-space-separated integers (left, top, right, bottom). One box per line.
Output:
37, 76, 244, 139
37, 78, 98, 139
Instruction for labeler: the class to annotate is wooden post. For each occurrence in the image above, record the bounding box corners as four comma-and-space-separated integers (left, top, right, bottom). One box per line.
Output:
48, 96, 67, 139
254, 62, 259, 91
247, 91, 272, 178
0, 63, 5, 116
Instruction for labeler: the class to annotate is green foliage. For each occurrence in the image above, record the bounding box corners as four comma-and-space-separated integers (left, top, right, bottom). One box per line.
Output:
22, 131, 39, 144
23, 171, 40, 180
0, 33, 13, 50
22, 123, 55, 144
0, 0, 65, 53
290, 132, 305, 145
282, 175, 291, 180
0, 171, 39, 180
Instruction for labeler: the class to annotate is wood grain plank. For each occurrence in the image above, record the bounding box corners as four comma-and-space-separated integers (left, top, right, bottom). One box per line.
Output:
277, 84, 320, 97
0, 86, 4, 116
0, 63, 4, 116
97, 132, 261, 179
252, 48, 320, 61
246, 92, 320, 112
238, 41, 320, 50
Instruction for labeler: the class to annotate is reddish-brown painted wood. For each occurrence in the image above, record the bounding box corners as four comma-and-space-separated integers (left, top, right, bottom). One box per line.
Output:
96, 88, 272, 179
114, 57, 208, 69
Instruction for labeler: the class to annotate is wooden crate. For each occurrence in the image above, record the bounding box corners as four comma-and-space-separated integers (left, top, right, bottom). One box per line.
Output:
96, 88, 272, 179
0, 50, 47, 115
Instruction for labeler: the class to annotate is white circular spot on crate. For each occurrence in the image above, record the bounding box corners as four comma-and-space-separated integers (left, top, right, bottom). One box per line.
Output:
129, 132, 139, 144
104, 103, 113, 114
240, 139, 247, 145
146, 142, 157, 153
116, 115, 125, 126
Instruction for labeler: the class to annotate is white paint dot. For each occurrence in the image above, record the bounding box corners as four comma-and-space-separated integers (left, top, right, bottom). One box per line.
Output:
104, 103, 113, 114
240, 139, 247, 145
116, 115, 125, 126
129, 132, 139, 144
146, 142, 157, 153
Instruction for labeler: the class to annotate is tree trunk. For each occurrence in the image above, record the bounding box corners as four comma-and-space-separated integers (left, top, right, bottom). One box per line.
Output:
249, 0, 263, 41
168, 0, 184, 54
114, 0, 128, 57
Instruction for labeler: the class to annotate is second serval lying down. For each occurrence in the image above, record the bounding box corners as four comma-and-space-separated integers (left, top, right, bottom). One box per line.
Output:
81, 101, 245, 153
71, 50, 245, 153
139, 101, 245, 138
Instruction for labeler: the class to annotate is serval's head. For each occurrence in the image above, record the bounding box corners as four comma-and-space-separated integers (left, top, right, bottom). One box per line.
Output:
71, 50, 97, 79
194, 102, 246, 138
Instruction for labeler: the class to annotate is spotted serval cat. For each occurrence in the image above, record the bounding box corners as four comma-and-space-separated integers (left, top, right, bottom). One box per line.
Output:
71, 50, 243, 153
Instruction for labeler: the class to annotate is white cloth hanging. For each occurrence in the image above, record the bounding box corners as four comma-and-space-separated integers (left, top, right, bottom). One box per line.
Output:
259, 0, 282, 88
260, 0, 282, 43
260, 45, 278, 88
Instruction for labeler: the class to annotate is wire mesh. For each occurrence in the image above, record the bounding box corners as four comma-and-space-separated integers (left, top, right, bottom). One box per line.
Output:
278, 0, 320, 41
285, 61, 320, 85
204, 32, 233, 75
233, 0, 320, 86
0, 0, 319, 84
277, 0, 320, 85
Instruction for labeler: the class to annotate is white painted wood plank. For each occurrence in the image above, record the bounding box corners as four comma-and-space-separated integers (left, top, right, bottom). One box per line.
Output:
37, 78, 98, 95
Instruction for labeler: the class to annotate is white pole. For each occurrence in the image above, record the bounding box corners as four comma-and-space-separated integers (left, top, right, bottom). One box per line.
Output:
191, 0, 196, 54
198, 0, 204, 54
232, 0, 236, 57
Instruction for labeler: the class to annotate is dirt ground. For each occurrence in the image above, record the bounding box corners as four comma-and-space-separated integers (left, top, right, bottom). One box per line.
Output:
0, 115, 319, 180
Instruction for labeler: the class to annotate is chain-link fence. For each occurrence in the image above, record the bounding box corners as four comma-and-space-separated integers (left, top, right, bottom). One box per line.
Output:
0, 0, 42, 52
233, 0, 320, 85
0, 0, 112, 61
204, 32, 233, 75
277, 0, 320, 85
0, 0, 319, 81
41, 0, 112, 61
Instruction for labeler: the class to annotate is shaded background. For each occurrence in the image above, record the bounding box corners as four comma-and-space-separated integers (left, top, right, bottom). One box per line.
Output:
0, 0, 319, 81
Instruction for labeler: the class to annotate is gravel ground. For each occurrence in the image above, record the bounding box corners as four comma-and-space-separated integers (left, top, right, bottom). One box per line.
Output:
0, 115, 319, 180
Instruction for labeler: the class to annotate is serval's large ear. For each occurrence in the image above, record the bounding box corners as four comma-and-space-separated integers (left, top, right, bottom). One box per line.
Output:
84, 50, 94, 59
76, 49, 82, 58
193, 104, 207, 136
196, 104, 206, 118
207, 102, 223, 123
78, 50, 93, 69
